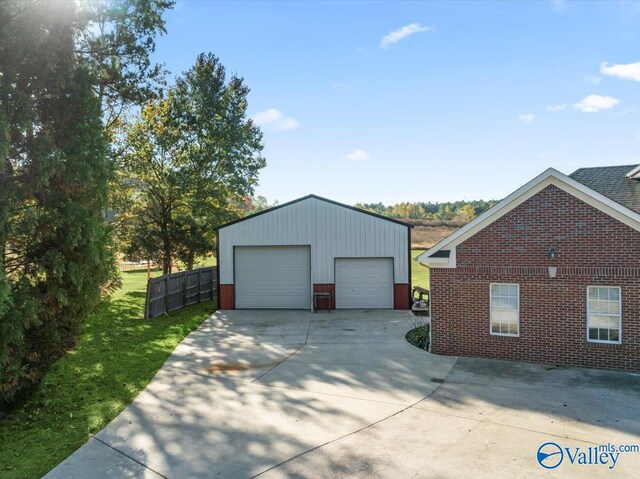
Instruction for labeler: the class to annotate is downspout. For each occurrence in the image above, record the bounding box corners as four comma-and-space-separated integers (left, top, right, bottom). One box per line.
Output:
215, 229, 220, 309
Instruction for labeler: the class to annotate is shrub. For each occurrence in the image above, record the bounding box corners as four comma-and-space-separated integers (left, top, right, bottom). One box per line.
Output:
406, 323, 430, 351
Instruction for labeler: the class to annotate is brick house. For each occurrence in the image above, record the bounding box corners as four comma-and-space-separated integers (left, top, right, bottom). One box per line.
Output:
417, 165, 640, 371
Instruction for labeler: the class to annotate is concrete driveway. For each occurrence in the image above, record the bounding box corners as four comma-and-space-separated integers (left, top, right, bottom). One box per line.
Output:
46, 310, 640, 479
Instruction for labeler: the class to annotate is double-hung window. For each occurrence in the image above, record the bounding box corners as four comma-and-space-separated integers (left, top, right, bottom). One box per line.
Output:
587, 286, 621, 343
490, 283, 519, 336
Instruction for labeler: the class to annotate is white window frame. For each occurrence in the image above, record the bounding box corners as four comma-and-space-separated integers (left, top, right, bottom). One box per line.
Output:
489, 283, 520, 337
586, 286, 622, 345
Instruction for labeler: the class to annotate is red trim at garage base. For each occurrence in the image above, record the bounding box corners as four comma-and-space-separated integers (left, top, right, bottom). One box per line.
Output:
313, 284, 335, 310
394, 284, 410, 310
219, 284, 234, 310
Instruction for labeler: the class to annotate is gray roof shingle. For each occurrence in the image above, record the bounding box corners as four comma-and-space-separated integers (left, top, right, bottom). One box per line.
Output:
570, 164, 640, 215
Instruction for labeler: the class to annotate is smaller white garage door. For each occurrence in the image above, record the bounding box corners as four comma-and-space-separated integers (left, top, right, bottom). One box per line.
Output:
335, 258, 394, 309
235, 246, 311, 309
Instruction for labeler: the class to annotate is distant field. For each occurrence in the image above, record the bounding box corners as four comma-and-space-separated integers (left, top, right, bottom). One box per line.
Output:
411, 224, 459, 249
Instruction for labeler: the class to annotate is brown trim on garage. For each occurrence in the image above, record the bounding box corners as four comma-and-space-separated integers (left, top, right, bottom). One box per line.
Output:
313, 284, 336, 310
215, 194, 414, 230
219, 284, 234, 310
394, 284, 410, 310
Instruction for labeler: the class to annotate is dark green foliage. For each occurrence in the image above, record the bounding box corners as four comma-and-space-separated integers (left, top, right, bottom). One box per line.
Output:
0, 0, 116, 408
0, 0, 172, 409
406, 325, 430, 351
77, 0, 175, 133
118, 53, 265, 273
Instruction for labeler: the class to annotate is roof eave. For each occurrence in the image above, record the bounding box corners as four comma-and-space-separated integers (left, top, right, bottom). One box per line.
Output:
418, 167, 640, 261
215, 194, 414, 230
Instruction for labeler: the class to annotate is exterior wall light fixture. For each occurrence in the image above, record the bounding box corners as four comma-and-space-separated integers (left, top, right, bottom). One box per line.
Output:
548, 246, 558, 278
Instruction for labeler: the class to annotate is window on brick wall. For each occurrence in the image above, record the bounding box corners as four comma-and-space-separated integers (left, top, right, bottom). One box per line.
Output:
587, 286, 621, 344
490, 283, 519, 336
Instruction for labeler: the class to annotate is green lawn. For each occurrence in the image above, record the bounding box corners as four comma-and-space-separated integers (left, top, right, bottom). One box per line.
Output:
411, 249, 430, 290
0, 270, 215, 479
178, 254, 217, 270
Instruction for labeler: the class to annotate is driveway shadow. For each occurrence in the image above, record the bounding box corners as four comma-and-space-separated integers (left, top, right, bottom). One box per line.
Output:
45, 309, 640, 479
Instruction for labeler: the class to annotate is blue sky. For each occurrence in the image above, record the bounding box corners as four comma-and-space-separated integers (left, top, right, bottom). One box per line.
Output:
153, 0, 640, 204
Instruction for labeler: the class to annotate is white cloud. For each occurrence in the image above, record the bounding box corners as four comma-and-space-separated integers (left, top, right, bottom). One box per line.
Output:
600, 62, 640, 82
617, 107, 637, 117
344, 149, 370, 162
331, 82, 353, 89
573, 94, 619, 113
546, 104, 567, 111
518, 113, 535, 122
550, 0, 567, 11
584, 75, 601, 84
380, 23, 432, 49
252, 109, 299, 131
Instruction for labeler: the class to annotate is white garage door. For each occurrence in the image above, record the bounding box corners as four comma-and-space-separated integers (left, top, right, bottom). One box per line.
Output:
335, 258, 394, 309
235, 246, 311, 309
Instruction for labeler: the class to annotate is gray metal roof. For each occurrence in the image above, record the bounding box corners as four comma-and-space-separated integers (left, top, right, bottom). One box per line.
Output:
570, 164, 640, 215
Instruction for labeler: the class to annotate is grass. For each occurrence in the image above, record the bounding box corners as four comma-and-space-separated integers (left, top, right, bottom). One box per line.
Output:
0, 270, 215, 479
411, 249, 430, 290
193, 255, 217, 268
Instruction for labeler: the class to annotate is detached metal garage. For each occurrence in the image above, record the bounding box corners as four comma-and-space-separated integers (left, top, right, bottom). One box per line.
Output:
216, 195, 412, 310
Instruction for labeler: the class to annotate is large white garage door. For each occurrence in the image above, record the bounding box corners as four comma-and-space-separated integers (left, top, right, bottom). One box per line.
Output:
335, 258, 394, 309
235, 246, 311, 309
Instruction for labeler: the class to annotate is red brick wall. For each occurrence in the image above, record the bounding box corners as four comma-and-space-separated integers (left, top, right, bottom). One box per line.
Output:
313, 284, 336, 310
394, 284, 410, 309
219, 284, 234, 310
431, 185, 640, 371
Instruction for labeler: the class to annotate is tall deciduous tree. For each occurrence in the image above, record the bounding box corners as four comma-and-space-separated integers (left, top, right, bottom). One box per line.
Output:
120, 54, 265, 273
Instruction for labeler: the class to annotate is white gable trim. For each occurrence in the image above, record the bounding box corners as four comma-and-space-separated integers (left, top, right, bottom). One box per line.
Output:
417, 168, 640, 267
627, 165, 640, 179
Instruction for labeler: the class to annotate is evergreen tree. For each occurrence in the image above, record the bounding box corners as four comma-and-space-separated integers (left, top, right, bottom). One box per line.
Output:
0, 0, 172, 408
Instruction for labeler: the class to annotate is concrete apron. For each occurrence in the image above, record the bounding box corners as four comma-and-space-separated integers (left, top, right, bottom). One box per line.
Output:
45, 310, 454, 479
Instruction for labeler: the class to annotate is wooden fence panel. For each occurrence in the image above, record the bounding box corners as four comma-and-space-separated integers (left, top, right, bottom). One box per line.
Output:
146, 280, 166, 319
166, 274, 185, 312
144, 267, 217, 319
185, 271, 201, 306
199, 269, 213, 302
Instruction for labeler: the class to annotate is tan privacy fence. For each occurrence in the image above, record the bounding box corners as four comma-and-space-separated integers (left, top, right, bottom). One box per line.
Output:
145, 267, 217, 319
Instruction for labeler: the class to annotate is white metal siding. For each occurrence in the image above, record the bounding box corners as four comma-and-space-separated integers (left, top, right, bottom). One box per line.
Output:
218, 197, 409, 285
235, 246, 311, 309
335, 258, 394, 309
